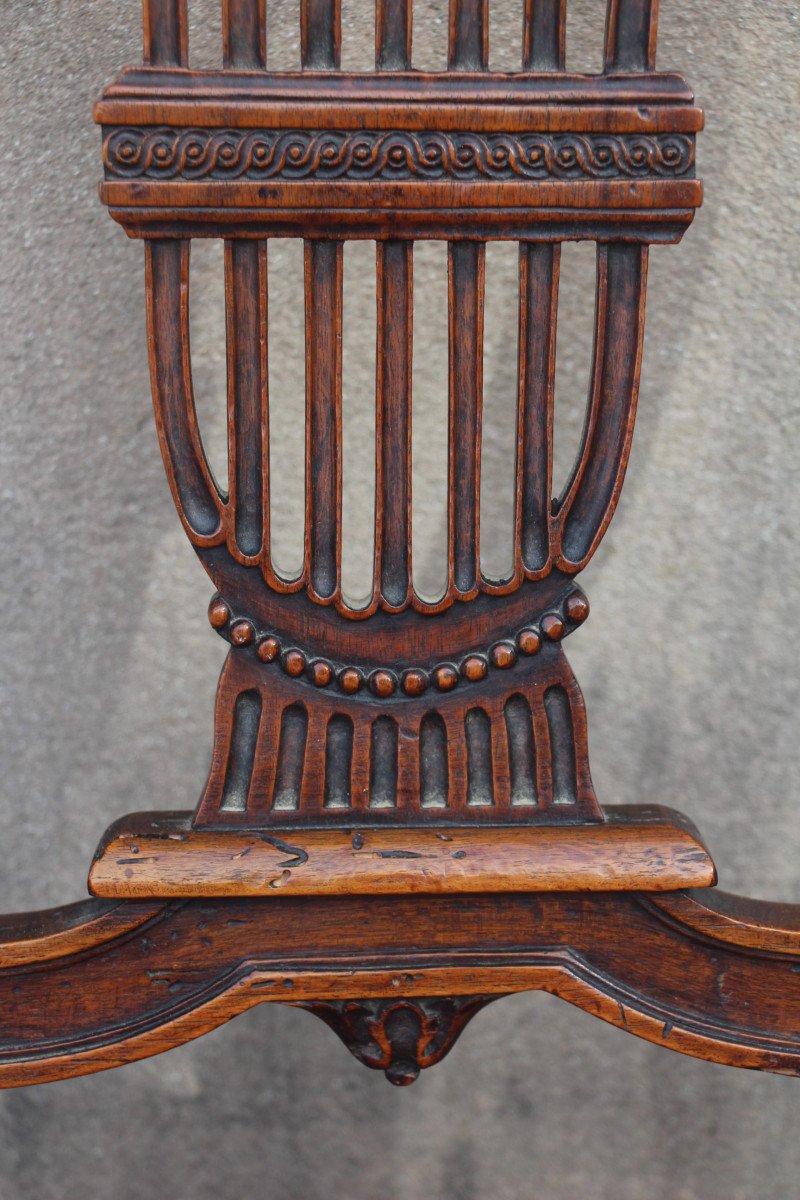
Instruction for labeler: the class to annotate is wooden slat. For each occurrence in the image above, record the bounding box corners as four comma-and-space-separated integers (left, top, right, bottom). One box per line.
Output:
143, 0, 188, 66
146, 241, 222, 539
522, 0, 566, 71
89, 808, 717, 898
448, 0, 488, 70
225, 240, 268, 559
304, 240, 343, 599
604, 0, 659, 71
376, 0, 412, 70
556, 244, 648, 570
373, 1, 413, 610
516, 243, 558, 576
301, 0, 342, 69
448, 242, 485, 597
375, 242, 412, 608
222, 0, 267, 68
301, 0, 341, 599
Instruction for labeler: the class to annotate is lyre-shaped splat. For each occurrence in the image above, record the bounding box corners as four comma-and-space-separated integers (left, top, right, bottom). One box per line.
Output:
12, 0, 798, 1092
94, 0, 704, 854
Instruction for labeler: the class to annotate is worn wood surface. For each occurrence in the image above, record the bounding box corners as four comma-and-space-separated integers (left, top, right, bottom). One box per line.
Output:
88, 806, 716, 898
1, 888, 799, 1087
6, 0, 794, 1091
101, 0, 706, 835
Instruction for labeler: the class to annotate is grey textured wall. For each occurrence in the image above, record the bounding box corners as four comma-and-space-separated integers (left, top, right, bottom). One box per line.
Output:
1, 2, 799, 1197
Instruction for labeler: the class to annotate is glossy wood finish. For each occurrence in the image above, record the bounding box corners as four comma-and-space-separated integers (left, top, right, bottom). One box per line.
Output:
6, 0, 796, 1090
2, 888, 800, 1088
89, 806, 716, 898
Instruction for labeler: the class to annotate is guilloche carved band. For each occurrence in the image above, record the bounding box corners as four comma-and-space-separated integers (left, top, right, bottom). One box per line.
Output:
103, 127, 695, 182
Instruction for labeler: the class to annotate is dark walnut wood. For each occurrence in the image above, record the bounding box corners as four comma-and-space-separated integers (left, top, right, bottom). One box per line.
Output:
88, 807, 716, 898
303, 996, 498, 1086
2, 0, 797, 1089
2, 890, 800, 1088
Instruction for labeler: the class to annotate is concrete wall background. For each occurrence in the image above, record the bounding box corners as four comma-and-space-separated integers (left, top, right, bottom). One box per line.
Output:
1, 2, 799, 1196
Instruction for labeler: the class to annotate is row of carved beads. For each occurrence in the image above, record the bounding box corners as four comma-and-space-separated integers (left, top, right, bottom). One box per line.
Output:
207, 591, 589, 699
104, 128, 695, 182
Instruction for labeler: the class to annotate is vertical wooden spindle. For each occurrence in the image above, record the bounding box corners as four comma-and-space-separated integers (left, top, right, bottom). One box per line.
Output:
146, 241, 222, 538
304, 241, 343, 600
301, 0, 342, 599
376, 0, 412, 69
374, 0, 412, 608
225, 241, 268, 559
143, 0, 188, 65
522, 0, 566, 71
222, 0, 267, 67
223, 0, 268, 561
448, 0, 489, 69
301, 0, 342, 69
447, 0, 486, 598
517, 243, 559, 576
556, 244, 648, 570
604, 0, 659, 71
448, 242, 485, 597
375, 242, 413, 608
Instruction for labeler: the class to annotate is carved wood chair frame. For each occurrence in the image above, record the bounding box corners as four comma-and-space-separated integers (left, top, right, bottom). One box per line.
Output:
2, 0, 799, 1088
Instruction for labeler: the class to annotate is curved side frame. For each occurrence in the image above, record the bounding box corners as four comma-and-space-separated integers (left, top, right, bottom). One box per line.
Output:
1, 889, 798, 1087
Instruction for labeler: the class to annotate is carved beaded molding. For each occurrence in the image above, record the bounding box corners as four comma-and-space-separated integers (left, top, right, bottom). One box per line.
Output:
103, 128, 695, 182
207, 588, 590, 699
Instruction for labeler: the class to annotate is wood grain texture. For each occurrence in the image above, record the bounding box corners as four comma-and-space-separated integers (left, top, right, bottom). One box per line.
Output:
9, 0, 790, 1094
605, 0, 659, 72
523, 0, 566, 71
225, 239, 268, 560
190, 633, 604, 827
375, 241, 413, 609
222, 0, 266, 69
111, 3, 698, 846
2, 888, 799, 1088
376, 0, 412, 70
143, 0, 188, 66
304, 240, 343, 601
88, 806, 716, 898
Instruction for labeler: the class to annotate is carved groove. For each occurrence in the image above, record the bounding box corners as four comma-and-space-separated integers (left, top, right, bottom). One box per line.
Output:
220, 690, 262, 812
369, 717, 398, 809
420, 713, 449, 809
465, 708, 494, 807
505, 693, 538, 807
324, 714, 354, 809
544, 685, 577, 805
272, 704, 308, 810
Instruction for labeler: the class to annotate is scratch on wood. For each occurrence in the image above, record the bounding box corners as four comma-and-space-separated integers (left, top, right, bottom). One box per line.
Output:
376, 850, 437, 860
257, 836, 309, 868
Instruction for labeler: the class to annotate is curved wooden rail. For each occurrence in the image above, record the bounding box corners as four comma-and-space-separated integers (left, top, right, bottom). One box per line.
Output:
1, 888, 798, 1087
